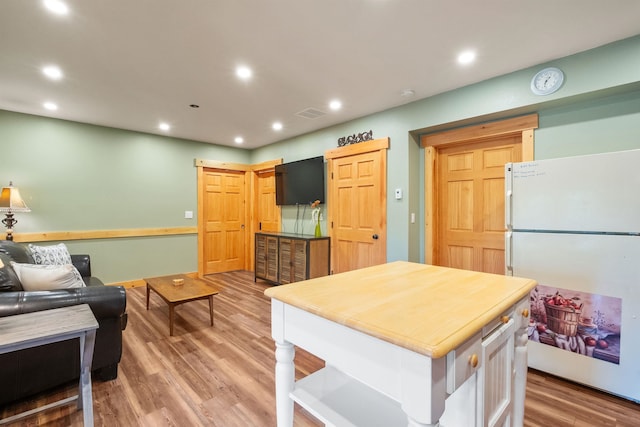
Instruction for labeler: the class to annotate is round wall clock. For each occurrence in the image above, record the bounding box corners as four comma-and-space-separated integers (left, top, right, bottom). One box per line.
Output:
530, 67, 564, 95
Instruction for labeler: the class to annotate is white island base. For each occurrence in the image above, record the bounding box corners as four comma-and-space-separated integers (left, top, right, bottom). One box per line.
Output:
266, 262, 535, 427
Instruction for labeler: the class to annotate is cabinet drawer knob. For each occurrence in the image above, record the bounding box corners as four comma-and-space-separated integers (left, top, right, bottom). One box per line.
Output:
501, 315, 510, 324
469, 354, 479, 368
522, 308, 529, 318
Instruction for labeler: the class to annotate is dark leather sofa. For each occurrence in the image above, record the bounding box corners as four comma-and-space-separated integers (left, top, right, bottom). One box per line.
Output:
0, 241, 128, 405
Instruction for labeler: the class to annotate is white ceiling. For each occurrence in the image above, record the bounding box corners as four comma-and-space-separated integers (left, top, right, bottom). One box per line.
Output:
1, 1, 640, 149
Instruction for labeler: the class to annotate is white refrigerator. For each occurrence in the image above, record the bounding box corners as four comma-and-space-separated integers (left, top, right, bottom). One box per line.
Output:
505, 149, 640, 403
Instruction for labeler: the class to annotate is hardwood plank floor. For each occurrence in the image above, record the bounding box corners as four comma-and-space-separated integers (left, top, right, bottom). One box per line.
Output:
2, 270, 638, 426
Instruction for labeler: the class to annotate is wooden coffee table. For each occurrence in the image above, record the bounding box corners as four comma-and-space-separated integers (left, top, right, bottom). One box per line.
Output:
145, 274, 219, 336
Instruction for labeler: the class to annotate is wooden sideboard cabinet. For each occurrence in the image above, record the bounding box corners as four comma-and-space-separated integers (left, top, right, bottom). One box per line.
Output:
255, 232, 330, 285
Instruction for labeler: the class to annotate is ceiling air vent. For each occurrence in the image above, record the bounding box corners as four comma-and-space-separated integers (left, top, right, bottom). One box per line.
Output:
295, 107, 326, 119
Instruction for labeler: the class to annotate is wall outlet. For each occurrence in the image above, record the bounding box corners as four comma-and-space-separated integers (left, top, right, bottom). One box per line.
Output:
395, 188, 402, 200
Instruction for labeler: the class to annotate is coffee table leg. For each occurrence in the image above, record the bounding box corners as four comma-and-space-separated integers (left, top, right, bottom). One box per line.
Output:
169, 303, 175, 336
209, 295, 214, 326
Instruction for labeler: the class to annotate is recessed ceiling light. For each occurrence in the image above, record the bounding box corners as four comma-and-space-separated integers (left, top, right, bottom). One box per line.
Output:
159, 122, 171, 132
42, 65, 63, 80
236, 66, 252, 80
43, 101, 58, 111
234, 136, 244, 144
457, 50, 476, 65
272, 122, 283, 131
329, 100, 342, 111
43, 0, 69, 15
400, 89, 415, 98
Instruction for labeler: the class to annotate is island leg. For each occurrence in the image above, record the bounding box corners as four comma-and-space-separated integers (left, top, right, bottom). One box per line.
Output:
401, 351, 446, 427
274, 341, 295, 427
513, 328, 528, 426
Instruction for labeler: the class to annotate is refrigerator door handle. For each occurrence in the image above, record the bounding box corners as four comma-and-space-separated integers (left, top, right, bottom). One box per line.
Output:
505, 189, 513, 229
505, 163, 513, 230
505, 230, 513, 276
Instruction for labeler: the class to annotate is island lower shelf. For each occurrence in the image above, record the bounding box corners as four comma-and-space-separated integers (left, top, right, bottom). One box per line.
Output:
290, 366, 407, 427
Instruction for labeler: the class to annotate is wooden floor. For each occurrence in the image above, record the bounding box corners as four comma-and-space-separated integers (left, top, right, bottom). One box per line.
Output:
2, 270, 638, 426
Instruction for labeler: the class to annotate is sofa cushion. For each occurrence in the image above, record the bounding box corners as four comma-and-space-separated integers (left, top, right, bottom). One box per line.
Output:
28, 243, 73, 265
10, 262, 85, 291
0, 253, 22, 291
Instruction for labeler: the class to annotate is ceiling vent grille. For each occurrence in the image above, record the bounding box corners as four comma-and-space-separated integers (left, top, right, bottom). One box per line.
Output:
295, 107, 326, 119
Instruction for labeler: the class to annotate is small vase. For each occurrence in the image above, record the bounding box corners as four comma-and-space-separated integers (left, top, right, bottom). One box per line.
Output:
314, 218, 322, 237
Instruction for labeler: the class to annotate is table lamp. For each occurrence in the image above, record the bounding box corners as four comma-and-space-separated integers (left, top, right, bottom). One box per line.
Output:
0, 181, 31, 241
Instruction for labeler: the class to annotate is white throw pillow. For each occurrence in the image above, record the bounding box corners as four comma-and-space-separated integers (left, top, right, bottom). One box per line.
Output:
10, 262, 86, 291
28, 243, 73, 265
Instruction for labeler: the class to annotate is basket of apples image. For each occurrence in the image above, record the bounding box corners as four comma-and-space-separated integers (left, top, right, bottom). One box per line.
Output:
543, 291, 583, 337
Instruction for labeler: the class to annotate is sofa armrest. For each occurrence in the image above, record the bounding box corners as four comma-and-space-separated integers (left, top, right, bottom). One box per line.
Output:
71, 254, 92, 277
0, 286, 127, 328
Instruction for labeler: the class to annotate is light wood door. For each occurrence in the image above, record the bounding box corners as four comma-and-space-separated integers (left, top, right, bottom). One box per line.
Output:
326, 138, 388, 274
437, 137, 521, 274
202, 169, 246, 274
422, 114, 538, 273
256, 170, 280, 233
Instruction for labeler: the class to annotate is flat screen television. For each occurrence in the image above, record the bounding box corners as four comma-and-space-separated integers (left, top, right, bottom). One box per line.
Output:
275, 156, 325, 206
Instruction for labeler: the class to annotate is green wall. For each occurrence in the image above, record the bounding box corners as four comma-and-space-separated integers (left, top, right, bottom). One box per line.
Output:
252, 35, 640, 263
0, 111, 249, 282
2, 35, 639, 282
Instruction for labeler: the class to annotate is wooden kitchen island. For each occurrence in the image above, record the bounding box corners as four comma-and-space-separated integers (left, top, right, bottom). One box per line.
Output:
265, 261, 537, 427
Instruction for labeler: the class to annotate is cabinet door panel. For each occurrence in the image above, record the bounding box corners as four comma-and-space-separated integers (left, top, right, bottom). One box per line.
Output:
478, 319, 515, 427
292, 240, 308, 283
266, 236, 279, 282
255, 234, 267, 278
279, 239, 293, 284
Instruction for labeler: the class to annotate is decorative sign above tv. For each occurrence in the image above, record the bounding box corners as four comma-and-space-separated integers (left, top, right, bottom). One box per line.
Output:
337, 130, 373, 147
275, 156, 325, 206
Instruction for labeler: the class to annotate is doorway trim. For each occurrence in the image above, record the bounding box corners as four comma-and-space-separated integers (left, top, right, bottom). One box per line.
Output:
420, 114, 538, 265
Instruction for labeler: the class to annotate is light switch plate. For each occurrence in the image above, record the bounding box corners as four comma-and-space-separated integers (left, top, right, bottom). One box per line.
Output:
184, 210, 193, 219
395, 188, 402, 199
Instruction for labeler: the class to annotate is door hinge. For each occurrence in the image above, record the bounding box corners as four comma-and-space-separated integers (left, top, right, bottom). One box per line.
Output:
259, 222, 262, 230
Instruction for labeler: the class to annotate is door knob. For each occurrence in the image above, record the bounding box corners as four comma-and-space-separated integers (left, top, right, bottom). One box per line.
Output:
372, 234, 379, 240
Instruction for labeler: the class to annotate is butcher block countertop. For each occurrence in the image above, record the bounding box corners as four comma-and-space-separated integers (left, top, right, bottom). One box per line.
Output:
265, 261, 537, 358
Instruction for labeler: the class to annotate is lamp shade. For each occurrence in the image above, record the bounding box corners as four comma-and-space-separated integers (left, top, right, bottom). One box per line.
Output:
0, 182, 31, 213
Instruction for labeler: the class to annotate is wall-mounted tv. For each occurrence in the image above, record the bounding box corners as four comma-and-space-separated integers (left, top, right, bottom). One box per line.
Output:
275, 156, 325, 206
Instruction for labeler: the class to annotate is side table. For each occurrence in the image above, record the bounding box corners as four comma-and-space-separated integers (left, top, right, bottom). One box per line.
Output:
0, 304, 99, 426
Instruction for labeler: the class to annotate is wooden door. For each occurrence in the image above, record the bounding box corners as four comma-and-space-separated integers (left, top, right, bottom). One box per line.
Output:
256, 170, 280, 233
250, 160, 281, 272
326, 138, 388, 274
202, 169, 246, 274
421, 114, 538, 274
437, 137, 521, 274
